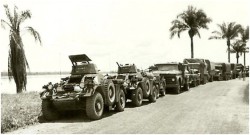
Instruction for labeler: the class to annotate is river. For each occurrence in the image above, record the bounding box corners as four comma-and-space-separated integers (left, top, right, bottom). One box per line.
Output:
1, 74, 70, 94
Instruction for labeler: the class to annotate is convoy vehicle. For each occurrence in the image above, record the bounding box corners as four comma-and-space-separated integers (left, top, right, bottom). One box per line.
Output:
183, 58, 209, 84
147, 66, 168, 97
40, 54, 125, 120
236, 64, 244, 77
212, 62, 232, 80
154, 62, 191, 94
114, 63, 157, 107
211, 62, 223, 81
204, 59, 215, 82
230, 63, 237, 79
245, 66, 249, 77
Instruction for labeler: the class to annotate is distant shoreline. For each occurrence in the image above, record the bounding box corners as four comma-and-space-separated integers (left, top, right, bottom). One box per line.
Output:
1, 72, 70, 76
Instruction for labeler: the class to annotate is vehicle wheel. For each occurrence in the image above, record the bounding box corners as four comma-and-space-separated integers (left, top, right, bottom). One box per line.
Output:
115, 90, 126, 112
132, 87, 143, 107
175, 81, 181, 94
202, 77, 206, 85
193, 80, 197, 87
42, 100, 59, 121
86, 92, 104, 120
143, 80, 151, 98
155, 84, 160, 98
184, 83, 190, 91
149, 85, 157, 103
160, 89, 166, 96
104, 80, 116, 106
210, 76, 213, 82
197, 79, 200, 85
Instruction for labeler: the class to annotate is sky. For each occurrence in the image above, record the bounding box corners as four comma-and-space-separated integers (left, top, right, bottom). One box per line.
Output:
0, 0, 249, 73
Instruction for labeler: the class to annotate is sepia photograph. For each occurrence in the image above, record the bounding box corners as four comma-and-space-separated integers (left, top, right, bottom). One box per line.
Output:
0, 0, 249, 134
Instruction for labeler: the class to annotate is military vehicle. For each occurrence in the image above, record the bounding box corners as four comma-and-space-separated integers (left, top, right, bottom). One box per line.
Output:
245, 66, 249, 77
183, 58, 209, 84
204, 59, 215, 82
212, 62, 232, 80
211, 62, 223, 81
154, 62, 191, 94
230, 63, 237, 79
114, 63, 157, 107
235, 64, 244, 77
40, 54, 125, 120
147, 65, 168, 97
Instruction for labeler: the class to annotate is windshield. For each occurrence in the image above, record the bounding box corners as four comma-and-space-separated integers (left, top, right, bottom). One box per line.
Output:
215, 66, 222, 70
71, 64, 98, 74
188, 64, 200, 69
156, 64, 178, 71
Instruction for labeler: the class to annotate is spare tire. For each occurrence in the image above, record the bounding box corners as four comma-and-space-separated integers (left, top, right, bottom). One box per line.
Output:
104, 80, 116, 106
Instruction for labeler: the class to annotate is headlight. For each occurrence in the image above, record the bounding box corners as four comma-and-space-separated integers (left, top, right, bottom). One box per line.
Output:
48, 84, 53, 90
172, 78, 175, 81
126, 79, 130, 84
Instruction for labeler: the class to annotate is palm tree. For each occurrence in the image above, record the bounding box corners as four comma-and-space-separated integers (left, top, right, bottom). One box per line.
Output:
1, 5, 41, 93
239, 26, 249, 66
170, 5, 212, 58
229, 40, 245, 64
209, 22, 242, 63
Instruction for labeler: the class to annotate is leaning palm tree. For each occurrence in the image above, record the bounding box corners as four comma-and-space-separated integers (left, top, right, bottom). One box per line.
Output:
209, 22, 242, 63
170, 5, 212, 58
239, 26, 249, 66
1, 5, 41, 93
229, 40, 246, 64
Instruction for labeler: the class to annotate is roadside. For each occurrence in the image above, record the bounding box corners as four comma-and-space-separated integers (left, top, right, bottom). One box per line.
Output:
5, 78, 249, 134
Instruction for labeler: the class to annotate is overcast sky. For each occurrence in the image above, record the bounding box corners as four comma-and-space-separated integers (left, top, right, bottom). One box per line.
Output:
0, 0, 249, 72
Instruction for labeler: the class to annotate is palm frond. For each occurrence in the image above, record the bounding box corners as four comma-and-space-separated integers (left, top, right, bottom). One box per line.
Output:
3, 5, 14, 27
25, 26, 42, 44
208, 36, 221, 40
17, 10, 31, 29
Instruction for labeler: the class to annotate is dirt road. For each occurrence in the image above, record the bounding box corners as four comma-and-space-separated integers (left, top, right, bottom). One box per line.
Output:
9, 78, 249, 134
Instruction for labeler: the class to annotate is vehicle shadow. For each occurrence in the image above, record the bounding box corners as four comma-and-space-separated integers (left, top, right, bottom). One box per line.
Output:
38, 109, 120, 123
125, 100, 151, 108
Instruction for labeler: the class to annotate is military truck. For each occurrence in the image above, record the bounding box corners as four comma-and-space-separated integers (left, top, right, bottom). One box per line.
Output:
183, 58, 209, 84
230, 63, 237, 79
211, 62, 223, 81
147, 65, 168, 97
246, 66, 249, 77
235, 64, 244, 77
154, 62, 191, 94
40, 54, 125, 120
113, 63, 157, 107
212, 62, 232, 80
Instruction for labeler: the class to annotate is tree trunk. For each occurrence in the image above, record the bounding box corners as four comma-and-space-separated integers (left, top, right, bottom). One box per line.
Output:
236, 52, 239, 64
227, 39, 230, 63
191, 37, 194, 58
244, 51, 245, 66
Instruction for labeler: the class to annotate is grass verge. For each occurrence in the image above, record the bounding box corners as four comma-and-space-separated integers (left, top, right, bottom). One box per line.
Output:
1, 92, 41, 133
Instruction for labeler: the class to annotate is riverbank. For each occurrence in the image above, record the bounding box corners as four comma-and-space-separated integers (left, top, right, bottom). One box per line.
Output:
1, 92, 41, 133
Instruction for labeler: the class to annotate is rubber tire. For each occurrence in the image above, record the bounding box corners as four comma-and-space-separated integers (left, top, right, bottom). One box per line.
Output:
175, 81, 181, 94
104, 80, 116, 106
193, 80, 197, 87
149, 85, 157, 103
160, 89, 166, 96
184, 83, 190, 91
42, 100, 59, 121
115, 90, 126, 112
86, 92, 104, 120
132, 87, 143, 107
143, 80, 151, 98
155, 84, 160, 98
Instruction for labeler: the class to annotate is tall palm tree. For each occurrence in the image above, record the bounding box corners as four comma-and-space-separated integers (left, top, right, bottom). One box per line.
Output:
1, 5, 41, 93
209, 22, 242, 63
229, 40, 245, 64
239, 26, 249, 66
170, 5, 212, 58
